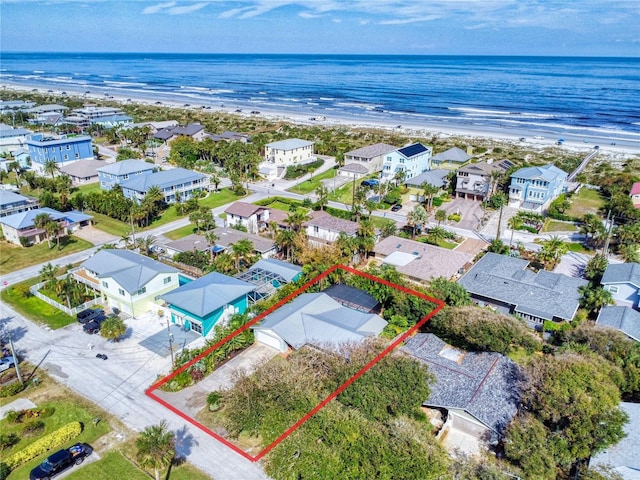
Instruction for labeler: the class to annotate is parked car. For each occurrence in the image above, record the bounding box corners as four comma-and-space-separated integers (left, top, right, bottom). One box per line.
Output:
76, 308, 104, 324
96, 353, 108, 360
361, 179, 379, 188
30, 443, 93, 480
0, 356, 16, 372
390, 204, 403, 212
83, 319, 104, 334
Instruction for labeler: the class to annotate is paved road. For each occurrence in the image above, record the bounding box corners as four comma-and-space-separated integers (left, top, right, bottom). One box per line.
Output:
0, 302, 269, 480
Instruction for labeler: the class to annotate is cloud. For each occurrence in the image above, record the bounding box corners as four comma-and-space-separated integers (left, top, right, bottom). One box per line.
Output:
143, 1, 207, 15
142, 2, 176, 15
167, 2, 207, 14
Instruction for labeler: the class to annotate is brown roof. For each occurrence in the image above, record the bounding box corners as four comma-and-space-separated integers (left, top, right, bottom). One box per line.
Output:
374, 235, 473, 282
224, 201, 264, 218
304, 210, 359, 236
267, 209, 289, 226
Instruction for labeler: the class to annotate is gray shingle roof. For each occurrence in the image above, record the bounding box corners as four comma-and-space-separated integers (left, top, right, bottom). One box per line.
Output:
59, 159, 106, 178
172, 123, 204, 136
96, 159, 156, 176
405, 169, 450, 188
601, 263, 640, 288
265, 138, 314, 150
213, 227, 275, 253
432, 147, 471, 163
254, 292, 387, 350
160, 272, 254, 318
344, 143, 397, 159
457, 160, 510, 176
339, 163, 369, 174
403, 333, 523, 435
590, 402, 640, 474
0, 207, 91, 229
120, 168, 205, 193
457, 252, 588, 321
597, 306, 640, 342
304, 210, 359, 236
82, 249, 178, 294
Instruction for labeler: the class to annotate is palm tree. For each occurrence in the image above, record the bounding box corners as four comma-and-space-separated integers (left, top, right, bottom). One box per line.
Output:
45, 220, 61, 249
135, 420, 176, 480
435, 209, 447, 226
34, 213, 54, 247
422, 183, 439, 212
43, 159, 60, 180
508, 215, 523, 248
230, 238, 253, 270
189, 210, 204, 234
618, 243, 640, 263
315, 184, 329, 211
579, 285, 613, 317
407, 205, 427, 238
137, 235, 156, 256
380, 221, 397, 239
428, 226, 447, 246
285, 210, 308, 233
40, 262, 58, 289
204, 230, 219, 262
540, 235, 568, 269
275, 229, 297, 261
210, 172, 221, 192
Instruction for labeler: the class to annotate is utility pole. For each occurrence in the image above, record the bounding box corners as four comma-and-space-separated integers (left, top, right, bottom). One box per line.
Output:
8, 335, 23, 385
603, 210, 614, 257
166, 317, 175, 368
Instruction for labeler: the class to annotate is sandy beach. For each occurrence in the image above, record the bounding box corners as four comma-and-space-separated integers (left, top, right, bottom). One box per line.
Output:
3, 80, 639, 160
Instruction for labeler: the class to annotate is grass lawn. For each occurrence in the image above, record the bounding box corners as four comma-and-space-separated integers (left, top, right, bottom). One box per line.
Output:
73, 183, 102, 196
1, 277, 77, 329
287, 167, 336, 195
567, 188, 606, 218
328, 181, 356, 205
542, 220, 578, 233
266, 200, 307, 213
89, 212, 133, 238
0, 236, 94, 275
164, 223, 198, 240
369, 216, 396, 229
198, 188, 245, 209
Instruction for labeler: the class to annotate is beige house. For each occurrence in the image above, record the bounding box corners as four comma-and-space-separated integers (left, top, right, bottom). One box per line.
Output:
264, 139, 315, 166
224, 201, 271, 234
342, 143, 397, 174
303, 210, 359, 246
455, 159, 513, 201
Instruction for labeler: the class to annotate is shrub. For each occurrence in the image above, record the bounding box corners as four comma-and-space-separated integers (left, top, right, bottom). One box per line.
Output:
0, 433, 19, 451
432, 197, 443, 207
0, 382, 26, 398
4, 421, 82, 469
4, 410, 22, 423
22, 420, 45, 436
0, 462, 9, 480
447, 213, 461, 223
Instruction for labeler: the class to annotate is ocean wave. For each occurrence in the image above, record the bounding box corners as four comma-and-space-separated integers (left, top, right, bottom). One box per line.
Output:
33, 70, 44, 74
103, 81, 148, 87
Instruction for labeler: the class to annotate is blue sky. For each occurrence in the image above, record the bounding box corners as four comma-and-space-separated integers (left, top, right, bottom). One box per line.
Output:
1, 0, 639, 56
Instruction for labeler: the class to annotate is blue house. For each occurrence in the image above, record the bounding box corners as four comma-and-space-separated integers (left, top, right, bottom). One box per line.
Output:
160, 272, 255, 336
508, 164, 567, 212
120, 167, 209, 204
381, 143, 432, 182
97, 159, 157, 190
26, 133, 93, 172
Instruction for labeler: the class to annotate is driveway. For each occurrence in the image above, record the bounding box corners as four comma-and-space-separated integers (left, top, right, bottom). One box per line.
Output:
437, 197, 486, 231
72, 226, 119, 246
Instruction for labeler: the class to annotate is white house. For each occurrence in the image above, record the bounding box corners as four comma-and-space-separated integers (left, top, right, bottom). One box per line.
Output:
224, 201, 270, 234
77, 249, 180, 316
381, 143, 432, 182
342, 143, 397, 175
455, 160, 513, 201
303, 210, 359, 245
264, 139, 315, 166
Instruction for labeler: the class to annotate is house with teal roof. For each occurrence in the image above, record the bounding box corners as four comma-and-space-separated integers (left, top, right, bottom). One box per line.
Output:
160, 272, 255, 336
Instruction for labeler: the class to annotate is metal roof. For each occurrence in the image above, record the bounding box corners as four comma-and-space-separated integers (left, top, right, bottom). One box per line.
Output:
265, 138, 314, 150
96, 159, 156, 176
248, 258, 302, 283
0, 190, 32, 208
254, 292, 386, 350
0, 207, 92, 230
403, 333, 523, 435
511, 164, 567, 182
82, 249, 179, 294
120, 168, 206, 193
160, 272, 255, 318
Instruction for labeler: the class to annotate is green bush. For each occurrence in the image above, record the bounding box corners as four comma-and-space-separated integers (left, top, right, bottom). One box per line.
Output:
22, 420, 45, 436
447, 213, 461, 223
4, 410, 22, 423
0, 381, 26, 398
0, 462, 9, 480
432, 197, 443, 207
0, 433, 19, 451
4, 421, 82, 469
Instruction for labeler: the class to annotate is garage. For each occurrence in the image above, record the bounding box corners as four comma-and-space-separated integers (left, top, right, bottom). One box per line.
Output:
254, 329, 285, 352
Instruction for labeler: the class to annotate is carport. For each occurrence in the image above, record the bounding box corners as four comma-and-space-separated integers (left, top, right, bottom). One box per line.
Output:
139, 323, 200, 357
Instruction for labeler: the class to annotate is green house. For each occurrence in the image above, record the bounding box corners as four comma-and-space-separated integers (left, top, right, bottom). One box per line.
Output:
160, 272, 255, 336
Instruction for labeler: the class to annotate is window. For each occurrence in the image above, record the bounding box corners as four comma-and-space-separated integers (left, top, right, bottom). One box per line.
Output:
118, 288, 125, 296
102, 281, 109, 288
190, 320, 203, 335
608, 286, 619, 294
163, 276, 172, 285
75, 153, 80, 159
136, 286, 147, 295
66, 145, 70, 150
63, 154, 68, 160
123, 174, 129, 180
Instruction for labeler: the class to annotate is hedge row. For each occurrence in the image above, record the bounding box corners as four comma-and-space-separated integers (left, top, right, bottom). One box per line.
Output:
3, 421, 82, 469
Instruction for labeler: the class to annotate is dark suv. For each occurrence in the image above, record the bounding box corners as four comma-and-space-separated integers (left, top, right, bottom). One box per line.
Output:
30, 443, 92, 480
361, 179, 380, 188
83, 315, 106, 334
76, 308, 104, 324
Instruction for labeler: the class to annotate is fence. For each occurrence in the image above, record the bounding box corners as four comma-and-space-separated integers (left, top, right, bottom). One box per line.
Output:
29, 279, 102, 317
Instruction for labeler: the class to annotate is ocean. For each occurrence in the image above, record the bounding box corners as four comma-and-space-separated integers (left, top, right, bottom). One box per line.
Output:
1, 53, 639, 144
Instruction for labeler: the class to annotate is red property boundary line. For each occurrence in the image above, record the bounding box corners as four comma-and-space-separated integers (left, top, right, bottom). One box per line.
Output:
145, 264, 444, 462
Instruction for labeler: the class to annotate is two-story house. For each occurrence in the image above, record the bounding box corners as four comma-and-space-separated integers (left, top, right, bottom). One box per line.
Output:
0, 207, 92, 246
304, 210, 360, 246
78, 249, 180, 317
342, 143, 397, 175
601, 262, 640, 309
264, 139, 315, 166
455, 159, 513, 201
380, 143, 432, 182
97, 159, 157, 190
224, 201, 270, 234
0, 190, 38, 218
120, 167, 209, 204
508, 164, 568, 212
153, 123, 208, 144
26, 133, 94, 172
0, 124, 33, 154
161, 272, 255, 336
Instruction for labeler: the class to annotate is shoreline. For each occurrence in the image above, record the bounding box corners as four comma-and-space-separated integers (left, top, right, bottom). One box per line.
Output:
2, 80, 640, 158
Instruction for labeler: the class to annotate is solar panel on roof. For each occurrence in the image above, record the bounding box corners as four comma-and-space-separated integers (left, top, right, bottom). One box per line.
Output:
398, 143, 428, 158
323, 284, 379, 312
